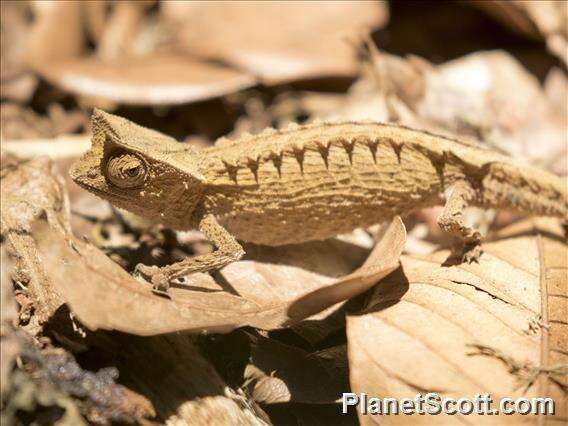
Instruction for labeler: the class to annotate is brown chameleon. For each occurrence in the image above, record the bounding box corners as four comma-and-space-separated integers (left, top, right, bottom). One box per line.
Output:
71, 110, 567, 293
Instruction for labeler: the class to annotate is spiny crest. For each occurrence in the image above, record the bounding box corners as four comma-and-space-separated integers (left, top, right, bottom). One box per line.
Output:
312, 140, 331, 169
338, 137, 356, 164
216, 123, 421, 183
387, 138, 403, 163
288, 144, 306, 173
364, 137, 379, 163
241, 155, 261, 182
222, 159, 239, 183
265, 150, 284, 176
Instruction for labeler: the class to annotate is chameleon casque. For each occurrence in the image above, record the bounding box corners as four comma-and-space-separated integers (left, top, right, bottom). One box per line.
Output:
71, 109, 567, 293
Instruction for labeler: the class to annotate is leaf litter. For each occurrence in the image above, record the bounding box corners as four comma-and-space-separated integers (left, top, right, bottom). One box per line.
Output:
1, 1, 567, 424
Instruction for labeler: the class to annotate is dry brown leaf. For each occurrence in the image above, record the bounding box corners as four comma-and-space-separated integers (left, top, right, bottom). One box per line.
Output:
34, 217, 405, 335
1, 2, 32, 80
0, 104, 88, 141
96, 1, 156, 62
1, 135, 112, 242
35, 54, 256, 107
347, 218, 567, 425
287, 218, 406, 320
26, 0, 85, 66
289, 295, 362, 347
0, 157, 71, 325
163, 1, 388, 85
245, 334, 348, 404
0, 104, 57, 140
0, 2, 38, 103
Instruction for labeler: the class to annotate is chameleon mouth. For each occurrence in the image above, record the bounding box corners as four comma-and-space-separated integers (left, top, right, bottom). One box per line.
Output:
69, 156, 131, 204
71, 174, 133, 206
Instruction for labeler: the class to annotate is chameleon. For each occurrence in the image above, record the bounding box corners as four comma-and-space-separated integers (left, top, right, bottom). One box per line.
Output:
70, 109, 567, 293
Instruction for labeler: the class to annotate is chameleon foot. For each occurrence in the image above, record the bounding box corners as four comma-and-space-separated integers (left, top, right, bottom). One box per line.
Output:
135, 264, 171, 296
461, 243, 482, 263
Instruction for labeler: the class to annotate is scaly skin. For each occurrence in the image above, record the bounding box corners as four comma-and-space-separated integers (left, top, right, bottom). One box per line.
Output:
70, 110, 567, 292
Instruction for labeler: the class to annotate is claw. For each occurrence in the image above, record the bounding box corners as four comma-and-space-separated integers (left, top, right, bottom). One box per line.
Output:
462, 244, 482, 263
135, 264, 171, 296
150, 273, 171, 295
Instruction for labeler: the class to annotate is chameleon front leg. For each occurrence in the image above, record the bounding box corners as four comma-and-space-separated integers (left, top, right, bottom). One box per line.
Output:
136, 214, 245, 294
437, 180, 483, 262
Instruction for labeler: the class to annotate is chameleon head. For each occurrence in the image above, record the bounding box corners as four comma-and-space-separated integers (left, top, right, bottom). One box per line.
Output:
70, 109, 205, 229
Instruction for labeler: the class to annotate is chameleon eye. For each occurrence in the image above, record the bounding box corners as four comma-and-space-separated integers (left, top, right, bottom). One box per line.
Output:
106, 153, 147, 188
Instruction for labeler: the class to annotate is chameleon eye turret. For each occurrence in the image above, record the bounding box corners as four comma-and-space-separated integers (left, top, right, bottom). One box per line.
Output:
106, 152, 147, 189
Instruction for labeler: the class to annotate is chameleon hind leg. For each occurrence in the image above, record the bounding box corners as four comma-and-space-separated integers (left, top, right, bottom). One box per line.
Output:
136, 214, 245, 294
437, 180, 483, 263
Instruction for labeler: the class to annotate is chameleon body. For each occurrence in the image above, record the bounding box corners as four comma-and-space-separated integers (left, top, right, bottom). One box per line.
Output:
71, 110, 567, 292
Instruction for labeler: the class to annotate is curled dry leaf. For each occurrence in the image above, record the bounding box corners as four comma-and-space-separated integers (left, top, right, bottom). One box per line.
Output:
347, 218, 567, 424
0, 156, 71, 324
245, 335, 348, 404
287, 217, 406, 320
163, 1, 388, 85
34, 217, 405, 335
35, 54, 256, 107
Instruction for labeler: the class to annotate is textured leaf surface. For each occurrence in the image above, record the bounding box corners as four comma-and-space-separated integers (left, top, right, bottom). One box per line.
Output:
35, 55, 256, 106
36, 217, 405, 335
163, 1, 388, 84
347, 218, 567, 424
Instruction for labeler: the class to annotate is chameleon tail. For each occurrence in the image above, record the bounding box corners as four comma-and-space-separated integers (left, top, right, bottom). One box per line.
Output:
480, 162, 568, 221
